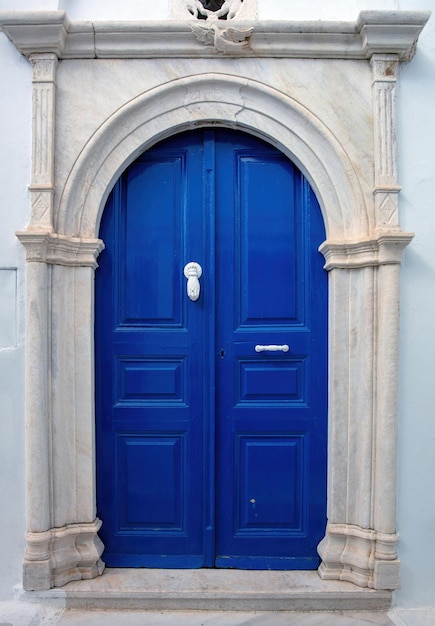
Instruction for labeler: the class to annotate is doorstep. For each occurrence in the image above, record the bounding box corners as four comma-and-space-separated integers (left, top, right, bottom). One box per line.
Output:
33, 568, 392, 612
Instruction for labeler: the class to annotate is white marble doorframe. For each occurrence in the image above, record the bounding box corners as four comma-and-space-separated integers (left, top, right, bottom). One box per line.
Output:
0, 8, 429, 593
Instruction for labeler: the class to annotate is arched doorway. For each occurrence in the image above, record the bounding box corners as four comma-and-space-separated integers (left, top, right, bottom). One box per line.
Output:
95, 128, 328, 568
15, 48, 416, 588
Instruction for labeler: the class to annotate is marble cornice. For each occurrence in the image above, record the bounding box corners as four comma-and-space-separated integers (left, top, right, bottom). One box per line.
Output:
16, 231, 104, 268
0, 11, 69, 58
319, 232, 414, 270
0, 10, 430, 61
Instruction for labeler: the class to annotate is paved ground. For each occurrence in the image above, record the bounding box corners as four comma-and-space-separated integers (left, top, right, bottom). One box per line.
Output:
2, 606, 435, 625
0, 607, 396, 626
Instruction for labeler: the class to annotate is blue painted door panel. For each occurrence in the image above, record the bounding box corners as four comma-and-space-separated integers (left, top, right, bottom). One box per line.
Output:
96, 129, 327, 568
96, 133, 209, 566
214, 133, 327, 568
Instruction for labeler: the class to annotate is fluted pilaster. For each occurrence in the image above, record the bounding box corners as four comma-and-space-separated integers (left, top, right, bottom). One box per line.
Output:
371, 54, 400, 231
29, 53, 57, 232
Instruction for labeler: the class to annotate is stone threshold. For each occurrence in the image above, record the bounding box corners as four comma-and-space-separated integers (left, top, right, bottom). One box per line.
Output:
33, 569, 392, 612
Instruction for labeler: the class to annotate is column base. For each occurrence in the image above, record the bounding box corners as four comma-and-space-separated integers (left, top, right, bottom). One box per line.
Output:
23, 519, 105, 591
318, 523, 400, 590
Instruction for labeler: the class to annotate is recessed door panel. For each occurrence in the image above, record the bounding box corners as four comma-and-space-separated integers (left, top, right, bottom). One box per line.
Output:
96, 128, 327, 569
236, 435, 304, 530
118, 435, 184, 529
121, 157, 185, 326
237, 359, 306, 405
237, 153, 298, 326
116, 358, 187, 406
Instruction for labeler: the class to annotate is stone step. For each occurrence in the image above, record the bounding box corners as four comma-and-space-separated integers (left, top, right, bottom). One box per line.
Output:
56, 609, 395, 625
34, 569, 392, 612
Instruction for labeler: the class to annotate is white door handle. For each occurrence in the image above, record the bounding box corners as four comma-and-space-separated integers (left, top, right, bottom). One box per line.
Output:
184, 262, 202, 302
255, 344, 290, 353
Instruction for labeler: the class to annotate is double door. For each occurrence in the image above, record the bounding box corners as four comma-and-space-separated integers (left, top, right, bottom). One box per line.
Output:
96, 129, 327, 568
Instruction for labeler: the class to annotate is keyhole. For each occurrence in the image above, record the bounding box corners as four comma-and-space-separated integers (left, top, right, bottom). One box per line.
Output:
220, 349, 226, 359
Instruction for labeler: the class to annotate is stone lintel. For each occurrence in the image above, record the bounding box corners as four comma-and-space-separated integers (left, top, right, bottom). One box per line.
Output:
0, 10, 430, 60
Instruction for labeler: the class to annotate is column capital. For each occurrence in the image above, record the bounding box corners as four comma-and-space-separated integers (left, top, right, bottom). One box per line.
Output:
319, 232, 414, 270
16, 231, 105, 268
30, 52, 58, 83
370, 53, 399, 82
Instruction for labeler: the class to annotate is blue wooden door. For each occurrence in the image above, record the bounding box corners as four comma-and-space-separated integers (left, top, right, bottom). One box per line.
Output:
96, 129, 327, 569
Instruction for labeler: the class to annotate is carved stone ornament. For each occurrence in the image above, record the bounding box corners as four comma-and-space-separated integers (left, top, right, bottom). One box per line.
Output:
191, 21, 253, 52
186, 0, 245, 20
187, 0, 252, 51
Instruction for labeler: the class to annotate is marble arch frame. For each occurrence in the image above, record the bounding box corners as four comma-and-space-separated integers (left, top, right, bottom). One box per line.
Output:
57, 73, 367, 242
0, 9, 429, 595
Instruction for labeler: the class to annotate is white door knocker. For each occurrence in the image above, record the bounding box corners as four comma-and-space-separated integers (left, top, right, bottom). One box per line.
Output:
184, 262, 203, 302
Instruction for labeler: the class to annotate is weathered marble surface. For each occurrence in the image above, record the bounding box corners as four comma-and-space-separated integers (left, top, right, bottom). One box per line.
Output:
54, 56, 374, 237
45, 569, 391, 611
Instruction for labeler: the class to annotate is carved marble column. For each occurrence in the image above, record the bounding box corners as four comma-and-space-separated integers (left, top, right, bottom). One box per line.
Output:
17, 53, 57, 542
370, 54, 412, 587
17, 234, 105, 591
317, 234, 412, 590
17, 235, 52, 589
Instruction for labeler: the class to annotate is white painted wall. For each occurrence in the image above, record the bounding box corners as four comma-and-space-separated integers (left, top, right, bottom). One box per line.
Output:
395, 0, 435, 610
257, 0, 398, 20
0, 0, 433, 611
0, 30, 31, 602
